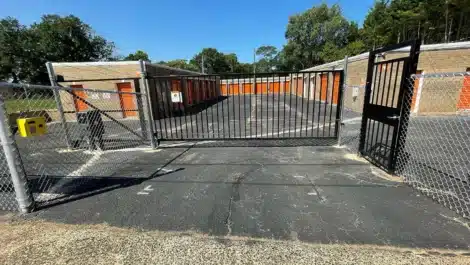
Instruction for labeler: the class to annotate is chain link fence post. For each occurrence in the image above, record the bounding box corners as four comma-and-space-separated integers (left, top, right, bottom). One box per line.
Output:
46, 62, 72, 149
0, 89, 34, 213
139, 60, 157, 148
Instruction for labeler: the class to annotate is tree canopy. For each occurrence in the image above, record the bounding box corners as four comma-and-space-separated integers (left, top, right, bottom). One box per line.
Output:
124, 50, 149, 61
1, 1, 470, 82
0, 15, 114, 84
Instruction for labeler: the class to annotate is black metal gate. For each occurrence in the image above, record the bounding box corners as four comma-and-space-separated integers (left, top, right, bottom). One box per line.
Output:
359, 40, 421, 172
147, 71, 343, 143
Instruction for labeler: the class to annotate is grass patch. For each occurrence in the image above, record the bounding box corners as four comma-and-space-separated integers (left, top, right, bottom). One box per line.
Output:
5, 99, 56, 113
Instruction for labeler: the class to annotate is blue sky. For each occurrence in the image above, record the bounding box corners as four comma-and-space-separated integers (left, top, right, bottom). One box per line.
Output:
1, 0, 374, 63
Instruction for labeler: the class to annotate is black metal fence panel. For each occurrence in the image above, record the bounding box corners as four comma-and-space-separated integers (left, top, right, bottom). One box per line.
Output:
148, 71, 343, 142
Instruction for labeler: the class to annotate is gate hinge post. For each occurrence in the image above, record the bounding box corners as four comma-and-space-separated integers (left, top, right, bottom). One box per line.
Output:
139, 60, 157, 148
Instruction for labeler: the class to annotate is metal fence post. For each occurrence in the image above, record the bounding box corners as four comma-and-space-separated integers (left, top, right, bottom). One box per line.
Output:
0, 93, 34, 213
135, 82, 149, 140
139, 60, 157, 148
46, 62, 72, 148
337, 55, 348, 146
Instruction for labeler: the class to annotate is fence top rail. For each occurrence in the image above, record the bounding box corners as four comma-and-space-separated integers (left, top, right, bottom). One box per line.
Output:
148, 70, 343, 79
411, 71, 470, 79
0, 82, 145, 96
60, 77, 139, 83
374, 57, 409, 66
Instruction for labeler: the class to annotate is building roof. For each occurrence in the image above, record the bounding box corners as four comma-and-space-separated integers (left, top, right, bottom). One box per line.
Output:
302, 41, 470, 71
51, 60, 202, 75
149, 63, 201, 75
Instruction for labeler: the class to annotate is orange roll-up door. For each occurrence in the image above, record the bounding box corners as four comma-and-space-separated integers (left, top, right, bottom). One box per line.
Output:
320, 74, 328, 101
71, 84, 88, 112
117, 82, 137, 117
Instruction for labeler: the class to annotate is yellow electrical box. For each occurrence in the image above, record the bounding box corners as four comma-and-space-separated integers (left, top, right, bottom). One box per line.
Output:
16, 117, 47, 137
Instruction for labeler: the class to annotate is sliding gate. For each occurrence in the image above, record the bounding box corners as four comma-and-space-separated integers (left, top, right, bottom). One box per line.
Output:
359, 40, 421, 172
148, 71, 344, 142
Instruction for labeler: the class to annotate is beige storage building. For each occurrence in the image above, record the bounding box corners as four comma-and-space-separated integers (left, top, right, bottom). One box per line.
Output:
303, 41, 470, 115
51, 61, 201, 120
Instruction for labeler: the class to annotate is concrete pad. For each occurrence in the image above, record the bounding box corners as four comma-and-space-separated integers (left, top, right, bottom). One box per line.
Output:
26, 145, 470, 249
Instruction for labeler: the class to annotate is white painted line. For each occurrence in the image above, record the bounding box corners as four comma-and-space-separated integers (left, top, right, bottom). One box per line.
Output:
158, 140, 217, 148
36, 192, 62, 201
81, 147, 160, 154
241, 116, 361, 138
293, 175, 305, 179
285, 101, 310, 125
143, 185, 153, 191
68, 153, 102, 176
137, 185, 154, 195
35, 152, 102, 200
56, 148, 83, 153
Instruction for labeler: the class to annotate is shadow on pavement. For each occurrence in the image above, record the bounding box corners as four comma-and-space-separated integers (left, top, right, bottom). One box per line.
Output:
32, 145, 193, 210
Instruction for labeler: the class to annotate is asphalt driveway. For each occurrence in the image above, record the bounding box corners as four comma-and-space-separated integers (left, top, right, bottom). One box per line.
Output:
25, 144, 470, 249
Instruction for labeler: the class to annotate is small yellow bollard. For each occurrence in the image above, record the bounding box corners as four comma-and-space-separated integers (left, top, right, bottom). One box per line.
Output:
16, 117, 47, 137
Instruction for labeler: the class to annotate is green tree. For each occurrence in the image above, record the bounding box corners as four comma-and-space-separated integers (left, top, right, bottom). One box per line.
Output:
283, 3, 352, 70
190, 48, 231, 74
124, 50, 150, 61
0, 15, 115, 84
160, 59, 199, 71
362, 0, 392, 49
234, 63, 253, 74
255, 45, 279, 72
362, 0, 470, 47
0, 17, 28, 83
224, 53, 239, 72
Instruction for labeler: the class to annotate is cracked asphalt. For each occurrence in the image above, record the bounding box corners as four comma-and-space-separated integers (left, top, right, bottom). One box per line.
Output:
22, 145, 470, 250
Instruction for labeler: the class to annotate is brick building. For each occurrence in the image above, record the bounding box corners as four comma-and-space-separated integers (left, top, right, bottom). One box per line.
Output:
302, 41, 470, 114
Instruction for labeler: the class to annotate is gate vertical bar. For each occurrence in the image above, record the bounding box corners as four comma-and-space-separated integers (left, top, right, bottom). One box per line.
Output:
46, 62, 72, 149
337, 56, 348, 143
181, 77, 189, 139
335, 70, 345, 139
238, 75, 242, 138
153, 79, 165, 140
305, 73, 311, 136
300, 72, 305, 137
390, 39, 421, 171
310, 73, 317, 137
359, 50, 377, 154
272, 75, 275, 138
139, 60, 157, 148
0, 92, 34, 213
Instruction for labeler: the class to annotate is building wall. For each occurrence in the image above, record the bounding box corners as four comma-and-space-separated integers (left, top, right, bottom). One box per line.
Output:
52, 62, 204, 121
219, 72, 341, 105
53, 63, 142, 120
313, 49, 470, 114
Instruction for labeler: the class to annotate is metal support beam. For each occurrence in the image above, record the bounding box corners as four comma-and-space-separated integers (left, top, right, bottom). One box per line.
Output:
0, 94, 34, 213
337, 55, 348, 146
46, 62, 72, 148
139, 60, 157, 148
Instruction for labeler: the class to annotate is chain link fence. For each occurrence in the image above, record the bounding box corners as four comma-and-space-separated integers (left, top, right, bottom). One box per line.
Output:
0, 82, 154, 210
0, 138, 18, 211
338, 84, 365, 152
396, 72, 470, 219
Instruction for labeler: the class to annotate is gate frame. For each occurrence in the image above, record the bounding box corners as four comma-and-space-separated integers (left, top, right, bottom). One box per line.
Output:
359, 39, 421, 172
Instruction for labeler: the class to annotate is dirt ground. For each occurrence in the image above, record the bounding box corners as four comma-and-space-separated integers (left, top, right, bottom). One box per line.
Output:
1, 218, 469, 265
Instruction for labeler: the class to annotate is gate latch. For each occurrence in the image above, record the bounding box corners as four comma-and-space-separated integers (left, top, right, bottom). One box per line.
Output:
387, 115, 400, 120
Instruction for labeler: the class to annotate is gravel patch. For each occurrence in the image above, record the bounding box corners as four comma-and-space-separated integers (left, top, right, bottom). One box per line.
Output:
1, 219, 469, 265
